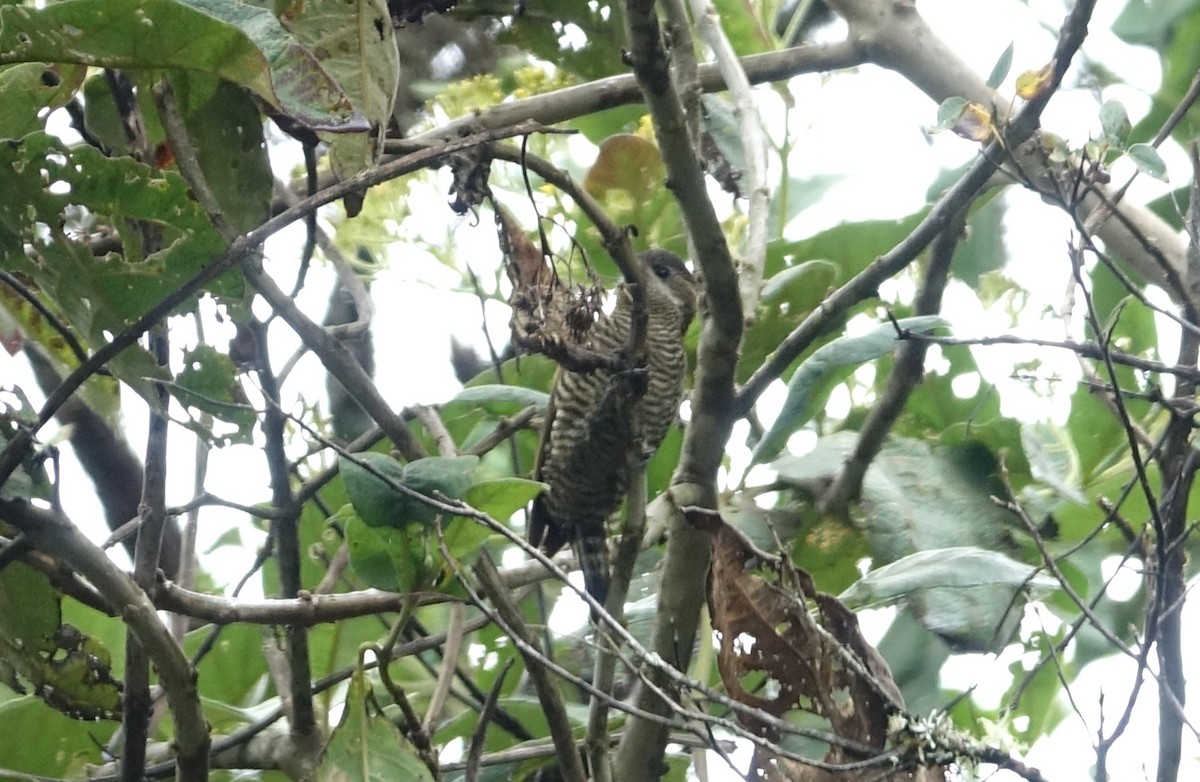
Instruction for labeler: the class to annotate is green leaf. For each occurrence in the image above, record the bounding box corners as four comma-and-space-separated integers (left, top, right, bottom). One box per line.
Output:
78, 71, 129, 153
751, 316, 947, 464
341, 453, 409, 528
0, 0, 363, 130
0, 62, 86, 138
933, 96, 968, 132
465, 354, 557, 392
1112, 0, 1200, 47
699, 93, 746, 194
463, 478, 544, 523
0, 563, 121, 721
739, 260, 838, 383
987, 42, 1014, 89
958, 193, 1008, 286
435, 697, 548, 753
839, 546, 1056, 607
1099, 99, 1131, 145
344, 513, 428, 593
1126, 4, 1200, 149
0, 562, 59, 650
766, 211, 929, 282
290, 0, 398, 177
1126, 142, 1168, 181
1021, 421, 1086, 504
711, 0, 774, 55
1004, 650, 1066, 742
759, 260, 838, 302
861, 439, 1011, 557
441, 385, 550, 419
768, 173, 843, 238
440, 516, 494, 565
318, 668, 435, 782
1066, 385, 1126, 484
0, 131, 236, 409
172, 72, 272, 238
874, 610, 949, 716
170, 344, 255, 439
341, 453, 479, 529
0, 696, 117, 778
185, 623, 267, 709
281, 0, 399, 127
855, 438, 1032, 651
645, 425, 683, 502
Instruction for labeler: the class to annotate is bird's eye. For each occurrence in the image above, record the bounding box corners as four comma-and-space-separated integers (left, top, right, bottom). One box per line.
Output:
653, 263, 671, 279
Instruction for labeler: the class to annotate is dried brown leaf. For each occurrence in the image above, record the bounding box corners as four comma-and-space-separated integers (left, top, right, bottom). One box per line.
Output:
687, 507, 940, 781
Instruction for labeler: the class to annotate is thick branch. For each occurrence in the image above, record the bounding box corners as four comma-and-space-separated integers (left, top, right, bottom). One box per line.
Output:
615, 2, 745, 776
406, 43, 865, 144
829, 0, 1187, 305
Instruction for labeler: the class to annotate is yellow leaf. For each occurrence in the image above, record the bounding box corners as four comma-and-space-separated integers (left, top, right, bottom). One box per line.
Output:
1015, 60, 1056, 100
583, 134, 665, 202
953, 102, 994, 142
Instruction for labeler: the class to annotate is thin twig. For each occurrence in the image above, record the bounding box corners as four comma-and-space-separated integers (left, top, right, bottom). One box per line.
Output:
473, 553, 588, 782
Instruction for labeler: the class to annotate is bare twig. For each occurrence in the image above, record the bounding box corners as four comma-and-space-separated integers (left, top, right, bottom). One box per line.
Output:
1151, 143, 1200, 782
688, 0, 771, 319
818, 202, 965, 515
465, 658, 514, 782
473, 553, 588, 782
422, 602, 466, 733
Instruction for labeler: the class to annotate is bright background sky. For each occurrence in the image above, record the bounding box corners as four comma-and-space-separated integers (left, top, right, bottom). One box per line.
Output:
1, 0, 1194, 779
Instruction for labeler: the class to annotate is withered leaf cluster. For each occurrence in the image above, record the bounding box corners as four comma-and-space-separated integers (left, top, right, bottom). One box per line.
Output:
688, 507, 944, 781
498, 208, 623, 375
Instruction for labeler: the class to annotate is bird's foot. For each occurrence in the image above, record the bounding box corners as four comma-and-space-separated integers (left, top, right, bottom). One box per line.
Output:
613, 365, 650, 397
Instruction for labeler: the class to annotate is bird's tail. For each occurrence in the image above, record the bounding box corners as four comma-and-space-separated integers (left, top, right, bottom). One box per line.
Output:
573, 530, 610, 607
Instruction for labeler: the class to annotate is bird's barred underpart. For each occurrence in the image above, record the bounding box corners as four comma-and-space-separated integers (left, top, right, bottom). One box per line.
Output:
530, 250, 699, 608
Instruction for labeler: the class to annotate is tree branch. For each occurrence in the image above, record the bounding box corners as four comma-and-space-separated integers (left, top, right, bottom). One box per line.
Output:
1152, 142, 1200, 782
473, 554, 588, 782
687, 0, 771, 320
614, 1, 747, 774
828, 0, 1187, 307
818, 202, 964, 516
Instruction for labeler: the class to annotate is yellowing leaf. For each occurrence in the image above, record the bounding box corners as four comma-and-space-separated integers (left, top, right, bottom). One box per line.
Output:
952, 102, 994, 142
583, 134, 665, 203
1015, 60, 1056, 100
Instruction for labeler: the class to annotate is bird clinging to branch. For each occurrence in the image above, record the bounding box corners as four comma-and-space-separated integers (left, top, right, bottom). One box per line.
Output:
529, 249, 699, 605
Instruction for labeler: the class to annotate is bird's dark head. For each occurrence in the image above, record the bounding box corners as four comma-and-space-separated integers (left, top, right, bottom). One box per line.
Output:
639, 249, 699, 328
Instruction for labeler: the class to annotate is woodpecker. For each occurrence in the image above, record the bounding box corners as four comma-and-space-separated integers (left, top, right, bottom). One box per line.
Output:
529, 249, 699, 605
